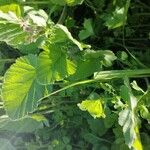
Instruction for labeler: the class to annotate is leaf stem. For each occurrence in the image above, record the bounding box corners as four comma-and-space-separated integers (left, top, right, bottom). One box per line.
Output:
21, 1, 49, 5
57, 5, 67, 24
38, 69, 150, 102
0, 59, 15, 63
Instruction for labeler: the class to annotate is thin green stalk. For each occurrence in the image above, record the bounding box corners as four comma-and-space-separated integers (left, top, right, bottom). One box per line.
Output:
0, 59, 15, 63
94, 69, 150, 80
38, 69, 150, 102
21, 1, 49, 5
122, 0, 147, 69
136, 0, 150, 9
134, 13, 150, 16
57, 5, 67, 24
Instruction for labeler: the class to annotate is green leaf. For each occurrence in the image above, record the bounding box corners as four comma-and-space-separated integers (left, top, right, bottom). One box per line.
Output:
51, 24, 84, 50
139, 105, 150, 123
0, 3, 22, 17
0, 9, 46, 52
87, 118, 108, 137
77, 99, 105, 119
79, 19, 94, 40
104, 109, 117, 129
103, 6, 126, 29
131, 80, 145, 93
0, 114, 48, 133
0, 138, 15, 150
84, 49, 116, 67
102, 0, 131, 29
2, 54, 50, 119
69, 58, 102, 81
119, 108, 143, 150
69, 50, 116, 81
119, 79, 143, 150
138, 86, 150, 106
0, 0, 21, 5
37, 44, 76, 84
65, 0, 84, 6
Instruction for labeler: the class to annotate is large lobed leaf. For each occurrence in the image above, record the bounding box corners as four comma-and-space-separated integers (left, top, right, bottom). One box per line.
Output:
37, 44, 76, 84
2, 54, 50, 119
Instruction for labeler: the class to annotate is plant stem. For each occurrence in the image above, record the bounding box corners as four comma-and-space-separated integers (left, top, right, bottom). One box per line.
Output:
0, 58, 15, 63
21, 1, 49, 5
57, 5, 67, 24
38, 69, 150, 102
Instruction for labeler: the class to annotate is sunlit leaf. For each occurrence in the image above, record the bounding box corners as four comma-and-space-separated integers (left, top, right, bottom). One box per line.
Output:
77, 99, 105, 119
119, 80, 143, 150
2, 54, 51, 119
37, 44, 76, 84
0, 3, 22, 16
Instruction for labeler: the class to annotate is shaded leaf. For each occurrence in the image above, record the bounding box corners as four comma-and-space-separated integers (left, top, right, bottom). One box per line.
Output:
51, 24, 85, 50
103, 7, 126, 29
131, 80, 145, 93
0, 138, 15, 150
69, 50, 116, 81
0, 114, 48, 133
79, 19, 94, 40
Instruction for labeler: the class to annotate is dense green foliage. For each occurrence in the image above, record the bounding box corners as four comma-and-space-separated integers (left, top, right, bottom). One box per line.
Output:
0, 0, 150, 149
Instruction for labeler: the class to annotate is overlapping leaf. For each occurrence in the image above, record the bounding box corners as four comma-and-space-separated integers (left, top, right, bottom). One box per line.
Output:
37, 44, 76, 84
69, 50, 116, 81
50, 24, 85, 50
0, 7, 47, 53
